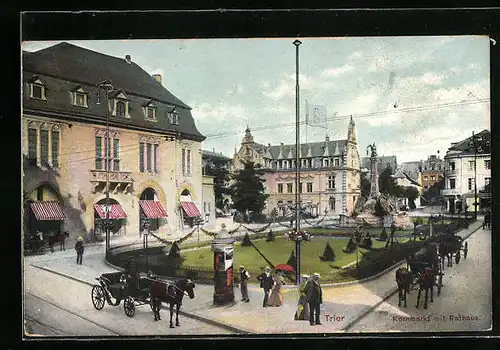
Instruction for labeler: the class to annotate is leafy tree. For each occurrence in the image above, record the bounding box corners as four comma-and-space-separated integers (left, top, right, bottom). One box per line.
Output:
422, 177, 444, 202
379, 165, 397, 196
213, 166, 231, 210
319, 242, 336, 261
287, 249, 297, 270
241, 232, 252, 246
402, 186, 420, 209
230, 160, 269, 221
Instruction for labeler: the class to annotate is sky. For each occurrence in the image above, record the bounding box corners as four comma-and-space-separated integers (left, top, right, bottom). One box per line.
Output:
22, 36, 491, 164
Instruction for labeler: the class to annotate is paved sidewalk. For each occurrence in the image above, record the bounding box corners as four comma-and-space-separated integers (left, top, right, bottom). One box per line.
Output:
24, 219, 484, 334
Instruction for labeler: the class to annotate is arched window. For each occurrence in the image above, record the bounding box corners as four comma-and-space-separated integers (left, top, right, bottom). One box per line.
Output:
116, 101, 126, 117
51, 125, 60, 168
28, 122, 37, 164
40, 123, 49, 167
329, 197, 336, 211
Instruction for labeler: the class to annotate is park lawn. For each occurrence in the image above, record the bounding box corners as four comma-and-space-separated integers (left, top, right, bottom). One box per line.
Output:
181, 236, 396, 282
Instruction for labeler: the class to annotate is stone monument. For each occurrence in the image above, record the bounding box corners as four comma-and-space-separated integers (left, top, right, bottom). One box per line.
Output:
355, 143, 413, 229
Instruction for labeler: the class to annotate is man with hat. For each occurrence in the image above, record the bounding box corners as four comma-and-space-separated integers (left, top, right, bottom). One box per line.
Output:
257, 266, 274, 307
75, 237, 84, 265
239, 265, 250, 302
306, 272, 323, 325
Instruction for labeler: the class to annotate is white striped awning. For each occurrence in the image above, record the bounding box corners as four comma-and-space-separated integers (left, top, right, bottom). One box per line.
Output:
94, 204, 127, 219
29, 201, 66, 221
180, 201, 201, 217
139, 200, 167, 219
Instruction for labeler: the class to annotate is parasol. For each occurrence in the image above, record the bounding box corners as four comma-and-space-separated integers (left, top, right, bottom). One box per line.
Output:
274, 264, 296, 273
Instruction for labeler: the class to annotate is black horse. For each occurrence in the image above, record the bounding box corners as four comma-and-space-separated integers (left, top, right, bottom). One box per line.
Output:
416, 267, 438, 309
48, 231, 70, 252
150, 278, 195, 328
395, 267, 412, 308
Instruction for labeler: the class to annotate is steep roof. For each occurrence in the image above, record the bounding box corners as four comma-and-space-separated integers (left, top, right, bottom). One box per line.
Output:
400, 161, 421, 182
444, 129, 490, 158
22, 43, 205, 141
266, 139, 347, 159
202, 150, 232, 161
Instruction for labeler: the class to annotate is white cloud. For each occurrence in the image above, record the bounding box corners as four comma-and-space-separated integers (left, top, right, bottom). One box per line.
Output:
225, 83, 245, 97
321, 64, 355, 77
419, 72, 443, 85
431, 80, 489, 102
263, 73, 318, 100
263, 105, 293, 115
192, 102, 246, 122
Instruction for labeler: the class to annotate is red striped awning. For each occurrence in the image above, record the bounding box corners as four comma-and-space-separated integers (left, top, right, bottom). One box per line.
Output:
180, 201, 201, 218
30, 201, 66, 221
94, 204, 127, 219
139, 200, 167, 219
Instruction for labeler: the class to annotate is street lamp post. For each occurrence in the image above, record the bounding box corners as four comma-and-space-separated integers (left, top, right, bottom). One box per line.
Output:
96, 80, 114, 258
293, 39, 302, 285
142, 220, 150, 272
470, 131, 482, 220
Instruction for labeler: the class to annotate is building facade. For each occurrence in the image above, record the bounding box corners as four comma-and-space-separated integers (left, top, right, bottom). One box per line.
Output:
441, 130, 491, 213
232, 117, 361, 217
22, 42, 205, 242
421, 154, 445, 192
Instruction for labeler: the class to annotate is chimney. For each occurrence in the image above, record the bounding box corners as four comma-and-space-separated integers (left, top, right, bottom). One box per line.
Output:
125, 55, 131, 64
325, 135, 330, 142
152, 74, 162, 84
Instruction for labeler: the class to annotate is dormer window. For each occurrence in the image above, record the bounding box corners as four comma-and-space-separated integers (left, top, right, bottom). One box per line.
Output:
110, 90, 130, 118
29, 77, 46, 100
166, 106, 179, 125
72, 87, 88, 107
143, 101, 157, 121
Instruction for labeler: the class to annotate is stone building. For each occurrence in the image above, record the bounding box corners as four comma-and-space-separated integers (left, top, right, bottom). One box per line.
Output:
22, 42, 205, 242
441, 130, 491, 213
421, 154, 445, 192
232, 117, 361, 217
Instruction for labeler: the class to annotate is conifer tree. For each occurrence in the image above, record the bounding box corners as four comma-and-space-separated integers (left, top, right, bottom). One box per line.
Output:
320, 242, 336, 261
241, 232, 252, 246
266, 229, 275, 242
168, 241, 181, 258
287, 249, 297, 269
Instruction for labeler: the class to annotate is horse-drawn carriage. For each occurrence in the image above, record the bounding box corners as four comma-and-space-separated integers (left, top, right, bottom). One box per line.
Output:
91, 271, 156, 317
432, 232, 468, 268
23, 234, 47, 255
91, 271, 196, 327
23, 231, 70, 255
396, 243, 443, 309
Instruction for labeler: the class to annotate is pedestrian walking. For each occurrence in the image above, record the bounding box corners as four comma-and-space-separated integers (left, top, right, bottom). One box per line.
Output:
306, 272, 323, 326
75, 237, 84, 265
257, 266, 274, 307
267, 271, 285, 307
239, 265, 250, 302
294, 274, 310, 320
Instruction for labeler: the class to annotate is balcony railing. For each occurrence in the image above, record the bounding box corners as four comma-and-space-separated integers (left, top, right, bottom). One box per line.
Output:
444, 168, 456, 176
441, 188, 459, 196
90, 169, 133, 183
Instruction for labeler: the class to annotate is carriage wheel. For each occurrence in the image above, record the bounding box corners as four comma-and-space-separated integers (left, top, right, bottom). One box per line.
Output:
124, 297, 135, 317
91, 285, 106, 310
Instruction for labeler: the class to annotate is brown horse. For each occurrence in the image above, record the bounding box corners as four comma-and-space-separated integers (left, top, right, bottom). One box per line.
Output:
48, 231, 70, 252
150, 278, 195, 328
395, 267, 412, 308
416, 267, 437, 309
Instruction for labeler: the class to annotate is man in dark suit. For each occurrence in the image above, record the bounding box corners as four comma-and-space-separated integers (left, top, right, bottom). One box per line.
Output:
306, 272, 323, 325
257, 266, 274, 307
